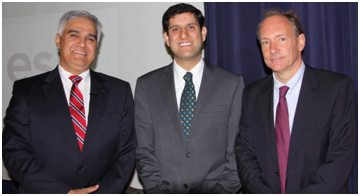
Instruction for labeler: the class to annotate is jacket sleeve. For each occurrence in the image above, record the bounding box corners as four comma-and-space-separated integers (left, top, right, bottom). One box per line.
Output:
298, 77, 356, 193
235, 87, 275, 193
2, 81, 71, 193
94, 83, 137, 193
134, 78, 171, 193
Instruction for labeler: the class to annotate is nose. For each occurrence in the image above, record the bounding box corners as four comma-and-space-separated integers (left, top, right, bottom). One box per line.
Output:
78, 37, 86, 47
270, 42, 278, 54
181, 28, 188, 39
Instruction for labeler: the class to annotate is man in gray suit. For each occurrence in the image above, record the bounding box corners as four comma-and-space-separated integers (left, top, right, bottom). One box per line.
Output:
135, 3, 244, 194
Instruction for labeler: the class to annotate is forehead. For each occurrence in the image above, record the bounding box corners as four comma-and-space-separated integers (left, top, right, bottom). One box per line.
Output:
64, 17, 97, 34
169, 12, 198, 25
260, 15, 294, 37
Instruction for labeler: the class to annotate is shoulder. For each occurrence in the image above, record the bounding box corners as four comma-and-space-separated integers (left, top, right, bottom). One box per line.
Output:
137, 64, 171, 82
205, 63, 245, 89
305, 66, 353, 86
206, 63, 241, 79
91, 70, 130, 87
12, 70, 53, 92
244, 74, 272, 95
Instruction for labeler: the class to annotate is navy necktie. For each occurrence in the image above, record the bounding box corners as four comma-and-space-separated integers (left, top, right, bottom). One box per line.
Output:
179, 72, 197, 141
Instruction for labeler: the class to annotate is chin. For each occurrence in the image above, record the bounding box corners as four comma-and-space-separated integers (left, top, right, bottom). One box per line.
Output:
268, 62, 284, 69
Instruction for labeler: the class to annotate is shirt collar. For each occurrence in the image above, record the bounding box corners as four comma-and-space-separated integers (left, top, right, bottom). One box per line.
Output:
273, 61, 305, 92
58, 64, 90, 86
174, 58, 204, 84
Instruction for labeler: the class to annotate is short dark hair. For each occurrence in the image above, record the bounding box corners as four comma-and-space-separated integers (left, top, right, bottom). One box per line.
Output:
162, 3, 205, 34
257, 8, 304, 40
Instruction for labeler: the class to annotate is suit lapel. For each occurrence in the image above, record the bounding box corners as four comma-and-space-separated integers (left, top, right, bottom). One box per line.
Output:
258, 76, 278, 163
82, 70, 109, 152
160, 64, 186, 145
43, 67, 80, 154
190, 63, 216, 135
288, 66, 319, 160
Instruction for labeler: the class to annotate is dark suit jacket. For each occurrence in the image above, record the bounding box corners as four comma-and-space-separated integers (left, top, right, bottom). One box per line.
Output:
2, 67, 136, 193
235, 65, 356, 193
135, 62, 244, 193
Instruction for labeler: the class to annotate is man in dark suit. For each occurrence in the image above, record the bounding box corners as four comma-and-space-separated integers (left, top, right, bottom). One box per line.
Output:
135, 3, 244, 194
235, 8, 356, 194
2, 10, 136, 194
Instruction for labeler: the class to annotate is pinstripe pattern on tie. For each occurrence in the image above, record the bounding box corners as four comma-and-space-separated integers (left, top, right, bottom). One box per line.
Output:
69, 75, 87, 151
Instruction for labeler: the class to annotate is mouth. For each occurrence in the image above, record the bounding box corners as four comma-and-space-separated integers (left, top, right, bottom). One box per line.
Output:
270, 56, 283, 62
179, 42, 192, 47
73, 51, 87, 55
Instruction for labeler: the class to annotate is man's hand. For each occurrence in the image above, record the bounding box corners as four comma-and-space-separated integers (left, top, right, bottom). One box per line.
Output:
67, 184, 99, 194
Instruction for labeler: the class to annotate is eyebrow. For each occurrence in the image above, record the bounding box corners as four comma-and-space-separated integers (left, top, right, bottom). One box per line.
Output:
261, 33, 287, 40
66, 30, 97, 40
169, 23, 198, 30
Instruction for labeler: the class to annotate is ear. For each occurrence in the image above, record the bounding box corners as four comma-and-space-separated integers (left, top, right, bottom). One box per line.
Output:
201, 26, 207, 42
55, 34, 61, 49
297, 33, 305, 52
163, 32, 170, 47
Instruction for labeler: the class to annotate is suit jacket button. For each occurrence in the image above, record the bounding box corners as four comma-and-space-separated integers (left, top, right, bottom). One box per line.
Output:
275, 172, 279, 177
78, 165, 84, 171
184, 184, 188, 189
186, 152, 191, 158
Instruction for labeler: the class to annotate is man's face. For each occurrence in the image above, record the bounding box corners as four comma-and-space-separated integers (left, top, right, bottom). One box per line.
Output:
56, 17, 98, 75
259, 15, 305, 76
164, 12, 207, 66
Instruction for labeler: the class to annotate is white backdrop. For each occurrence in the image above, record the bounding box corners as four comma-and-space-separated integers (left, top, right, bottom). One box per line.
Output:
2, 2, 204, 189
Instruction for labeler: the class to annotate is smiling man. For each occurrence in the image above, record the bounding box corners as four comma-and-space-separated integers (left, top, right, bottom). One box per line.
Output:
3, 10, 136, 194
135, 3, 244, 193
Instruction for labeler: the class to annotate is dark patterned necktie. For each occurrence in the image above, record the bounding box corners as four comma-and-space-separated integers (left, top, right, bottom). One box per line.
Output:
275, 86, 290, 194
179, 72, 197, 141
69, 75, 87, 151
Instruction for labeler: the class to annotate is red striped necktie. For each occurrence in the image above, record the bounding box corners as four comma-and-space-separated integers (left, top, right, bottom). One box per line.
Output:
69, 75, 87, 151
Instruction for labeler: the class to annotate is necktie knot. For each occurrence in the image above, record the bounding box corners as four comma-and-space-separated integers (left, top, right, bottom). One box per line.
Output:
279, 86, 289, 98
183, 72, 193, 82
70, 75, 82, 85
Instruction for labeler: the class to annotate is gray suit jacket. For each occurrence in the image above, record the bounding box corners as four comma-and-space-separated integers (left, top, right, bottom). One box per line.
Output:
135, 62, 244, 193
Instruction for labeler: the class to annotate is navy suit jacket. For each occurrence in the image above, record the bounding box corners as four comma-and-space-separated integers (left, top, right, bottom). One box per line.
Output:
235, 65, 356, 193
3, 67, 136, 193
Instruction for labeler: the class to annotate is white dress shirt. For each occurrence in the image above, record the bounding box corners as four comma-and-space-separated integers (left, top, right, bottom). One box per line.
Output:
273, 62, 305, 134
58, 65, 91, 124
174, 59, 205, 110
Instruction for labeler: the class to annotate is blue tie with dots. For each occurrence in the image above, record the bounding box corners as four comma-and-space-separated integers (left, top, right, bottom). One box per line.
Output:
179, 72, 197, 141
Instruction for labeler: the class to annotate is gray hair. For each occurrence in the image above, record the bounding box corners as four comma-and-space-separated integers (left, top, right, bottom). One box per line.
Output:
58, 10, 103, 43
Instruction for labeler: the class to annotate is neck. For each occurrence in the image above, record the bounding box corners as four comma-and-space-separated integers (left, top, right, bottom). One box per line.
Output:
175, 57, 201, 71
274, 60, 302, 84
